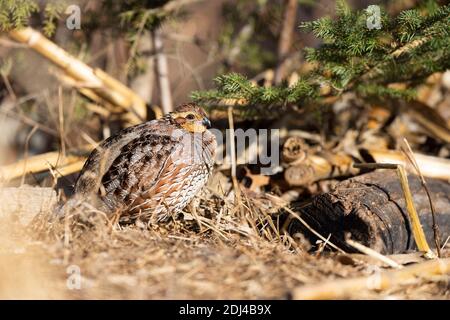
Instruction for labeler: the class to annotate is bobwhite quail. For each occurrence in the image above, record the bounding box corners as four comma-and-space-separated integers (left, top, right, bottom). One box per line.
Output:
73, 103, 216, 224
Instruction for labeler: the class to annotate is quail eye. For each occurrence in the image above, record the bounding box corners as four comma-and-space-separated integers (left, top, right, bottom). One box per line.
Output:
186, 114, 195, 120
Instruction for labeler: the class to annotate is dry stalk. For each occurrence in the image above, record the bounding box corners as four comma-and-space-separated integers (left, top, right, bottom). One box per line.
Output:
0, 106, 58, 136
293, 257, 450, 300
401, 138, 442, 258
20, 125, 39, 186
284, 151, 356, 186
367, 148, 450, 180
46, 160, 85, 180
397, 165, 435, 258
152, 28, 173, 114
346, 238, 403, 269
274, 0, 299, 84
441, 236, 450, 251
283, 206, 345, 253
9, 27, 147, 125
1, 73, 17, 100
227, 107, 243, 215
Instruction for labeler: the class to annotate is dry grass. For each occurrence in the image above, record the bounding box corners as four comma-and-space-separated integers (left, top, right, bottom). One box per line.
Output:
1, 180, 449, 300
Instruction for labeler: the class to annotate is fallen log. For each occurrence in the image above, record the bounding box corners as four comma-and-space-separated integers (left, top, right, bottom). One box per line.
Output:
287, 170, 450, 254
365, 148, 450, 181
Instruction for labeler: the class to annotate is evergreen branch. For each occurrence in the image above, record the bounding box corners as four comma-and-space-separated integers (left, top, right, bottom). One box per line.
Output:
192, 1, 450, 118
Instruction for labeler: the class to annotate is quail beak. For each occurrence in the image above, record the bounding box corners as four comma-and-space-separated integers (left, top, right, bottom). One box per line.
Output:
202, 117, 212, 128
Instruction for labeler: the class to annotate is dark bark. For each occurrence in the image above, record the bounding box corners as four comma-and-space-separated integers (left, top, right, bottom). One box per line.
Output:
288, 170, 450, 254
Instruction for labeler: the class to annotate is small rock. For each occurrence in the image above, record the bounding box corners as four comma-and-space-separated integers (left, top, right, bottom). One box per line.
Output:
0, 186, 57, 225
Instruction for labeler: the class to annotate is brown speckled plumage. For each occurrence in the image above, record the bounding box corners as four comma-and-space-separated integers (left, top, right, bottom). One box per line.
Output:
74, 103, 216, 224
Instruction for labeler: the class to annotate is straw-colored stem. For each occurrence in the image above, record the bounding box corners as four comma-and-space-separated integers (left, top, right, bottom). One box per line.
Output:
401, 138, 442, 258
0, 149, 89, 182
396, 165, 434, 257
346, 239, 403, 269
293, 257, 450, 300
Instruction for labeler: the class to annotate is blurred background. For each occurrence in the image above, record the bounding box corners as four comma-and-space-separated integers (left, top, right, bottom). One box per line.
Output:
0, 0, 395, 158
0, 0, 449, 192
